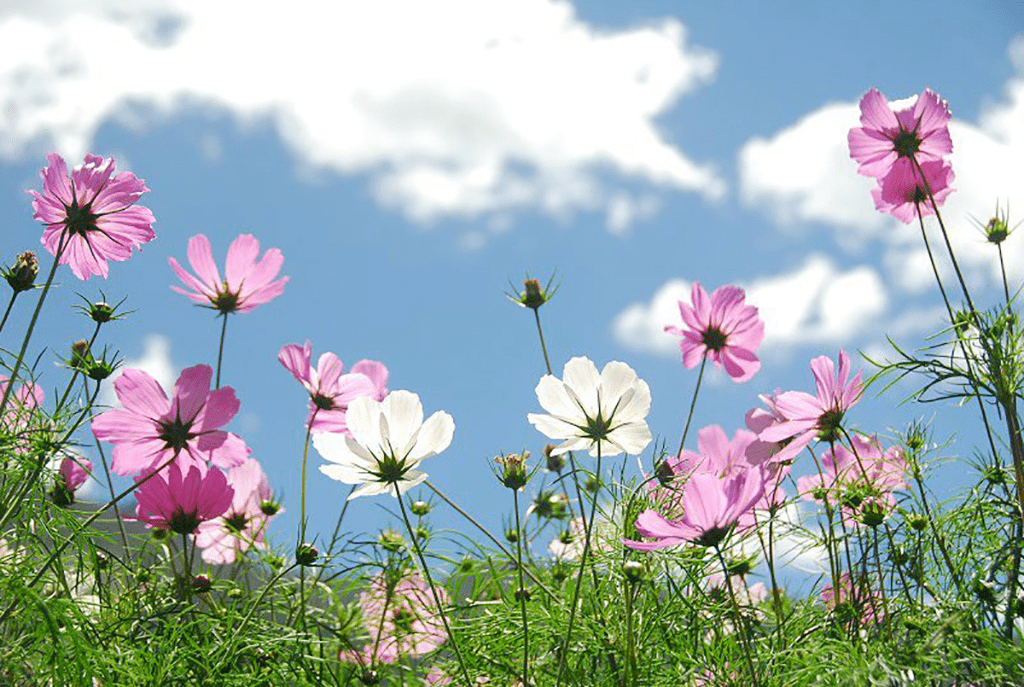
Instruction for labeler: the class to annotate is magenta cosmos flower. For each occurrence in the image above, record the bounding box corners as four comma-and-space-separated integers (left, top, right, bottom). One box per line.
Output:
758, 350, 863, 464
91, 364, 249, 476
29, 153, 155, 281
666, 283, 764, 383
169, 233, 289, 314
848, 88, 952, 179
870, 158, 955, 224
626, 470, 764, 550
50, 454, 93, 507
134, 462, 233, 534
278, 342, 387, 434
196, 457, 281, 564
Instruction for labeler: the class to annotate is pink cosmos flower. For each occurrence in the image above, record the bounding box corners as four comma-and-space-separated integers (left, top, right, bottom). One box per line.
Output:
0, 376, 43, 431
195, 458, 280, 564
278, 342, 386, 434
134, 462, 233, 534
797, 434, 906, 527
50, 454, 93, 507
626, 470, 764, 550
666, 283, 764, 383
29, 153, 155, 280
870, 158, 955, 224
821, 572, 883, 626
339, 569, 448, 666
848, 88, 952, 179
169, 233, 289, 315
91, 365, 250, 476
757, 350, 863, 464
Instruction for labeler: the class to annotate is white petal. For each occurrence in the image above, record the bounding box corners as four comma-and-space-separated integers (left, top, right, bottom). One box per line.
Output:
313, 432, 362, 465
562, 357, 600, 419
607, 422, 652, 456
599, 361, 638, 418
381, 391, 423, 456
528, 413, 580, 441
393, 470, 428, 497
346, 396, 383, 453
552, 436, 594, 456
613, 379, 651, 425
319, 462, 364, 485
408, 410, 454, 462
349, 481, 390, 500
535, 375, 584, 423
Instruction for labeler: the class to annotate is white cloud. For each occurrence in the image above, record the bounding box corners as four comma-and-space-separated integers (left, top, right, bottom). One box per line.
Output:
0, 0, 724, 227
98, 334, 175, 409
737, 38, 1024, 293
611, 254, 889, 359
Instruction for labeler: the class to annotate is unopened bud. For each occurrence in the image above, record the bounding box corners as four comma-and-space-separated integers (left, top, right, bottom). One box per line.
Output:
191, 575, 212, 593
410, 500, 431, 516
378, 528, 404, 552
544, 445, 564, 473
622, 560, 645, 583
514, 587, 531, 602
986, 215, 1009, 245
4, 251, 38, 293
70, 340, 91, 370
859, 500, 886, 528
90, 301, 115, 323
358, 669, 381, 685
87, 359, 114, 381
495, 451, 530, 490
504, 528, 519, 544
907, 514, 928, 531
295, 543, 318, 566
584, 475, 600, 494
260, 500, 281, 516
521, 279, 545, 309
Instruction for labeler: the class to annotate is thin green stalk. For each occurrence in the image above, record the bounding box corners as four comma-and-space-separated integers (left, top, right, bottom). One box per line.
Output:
512, 488, 530, 685
714, 544, 760, 687
624, 578, 638, 687
677, 357, 707, 457
0, 239, 66, 418
533, 308, 553, 375
310, 483, 358, 591
297, 411, 318, 630
426, 481, 557, 600
54, 321, 101, 414
555, 448, 602, 687
215, 313, 229, 390
397, 495, 472, 686
92, 411, 131, 566
998, 243, 1012, 307
0, 292, 19, 336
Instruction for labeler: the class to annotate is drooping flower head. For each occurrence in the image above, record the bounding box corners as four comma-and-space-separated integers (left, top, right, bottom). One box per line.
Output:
169, 233, 289, 315
528, 356, 652, 457
91, 365, 250, 476
278, 342, 386, 434
313, 390, 454, 499
49, 454, 93, 507
134, 463, 233, 534
757, 350, 864, 464
666, 283, 764, 383
29, 153, 156, 280
848, 88, 953, 179
195, 457, 281, 564
338, 568, 448, 666
870, 158, 955, 224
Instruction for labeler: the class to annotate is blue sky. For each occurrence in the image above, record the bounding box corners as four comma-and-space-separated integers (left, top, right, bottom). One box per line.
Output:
0, 0, 1021, 570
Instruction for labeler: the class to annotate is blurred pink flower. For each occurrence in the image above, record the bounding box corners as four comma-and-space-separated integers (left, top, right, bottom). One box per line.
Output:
870, 158, 955, 224
425, 667, 453, 686
91, 365, 250, 476
821, 571, 883, 626
626, 470, 764, 550
848, 88, 952, 179
196, 458, 281, 564
134, 462, 233, 534
29, 153, 155, 280
666, 283, 764, 383
339, 569, 448, 666
0, 376, 43, 432
757, 350, 863, 464
169, 233, 289, 314
278, 341, 385, 434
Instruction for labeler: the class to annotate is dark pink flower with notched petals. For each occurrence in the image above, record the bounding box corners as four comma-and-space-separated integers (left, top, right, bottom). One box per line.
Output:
278, 341, 386, 434
666, 282, 764, 383
195, 457, 281, 564
169, 233, 289, 315
870, 158, 955, 224
848, 88, 952, 179
134, 462, 233, 534
757, 350, 863, 464
91, 364, 250, 476
29, 153, 155, 281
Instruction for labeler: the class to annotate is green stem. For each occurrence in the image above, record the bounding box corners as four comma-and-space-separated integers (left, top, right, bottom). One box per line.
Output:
625, 578, 638, 687
297, 411, 317, 630
397, 495, 472, 686
533, 308, 553, 376
0, 292, 19, 336
512, 488, 530, 685
676, 357, 707, 457
92, 394, 131, 566
715, 544, 760, 687
214, 314, 229, 390
54, 321, 101, 414
555, 448, 602, 687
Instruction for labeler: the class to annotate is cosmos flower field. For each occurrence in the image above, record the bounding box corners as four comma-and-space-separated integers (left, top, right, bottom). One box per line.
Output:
2, 88, 1024, 685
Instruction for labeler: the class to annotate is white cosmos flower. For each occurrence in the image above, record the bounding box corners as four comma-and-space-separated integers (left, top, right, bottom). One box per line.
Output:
313, 390, 454, 499
528, 356, 652, 457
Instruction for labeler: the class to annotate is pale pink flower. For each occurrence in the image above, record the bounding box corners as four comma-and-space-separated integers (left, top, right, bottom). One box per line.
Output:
0, 376, 43, 433
195, 458, 281, 564
339, 569, 448, 665
848, 88, 952, 179
757, 350, 863, 464
169, 233, 289, 314
870, 158, 955, 224
821, 572, 883, 626
91, 365, 250, 476
278, 342, 385, 434
134, 462, 233, 534
425, 667, 453, 686
50, 454, 93, 507
626, 470, 764, 550
666, 283, 764, 383
29, 153, 155, 280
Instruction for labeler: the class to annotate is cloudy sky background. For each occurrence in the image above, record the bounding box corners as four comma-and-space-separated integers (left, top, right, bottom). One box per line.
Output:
0, 0, 1021, 574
